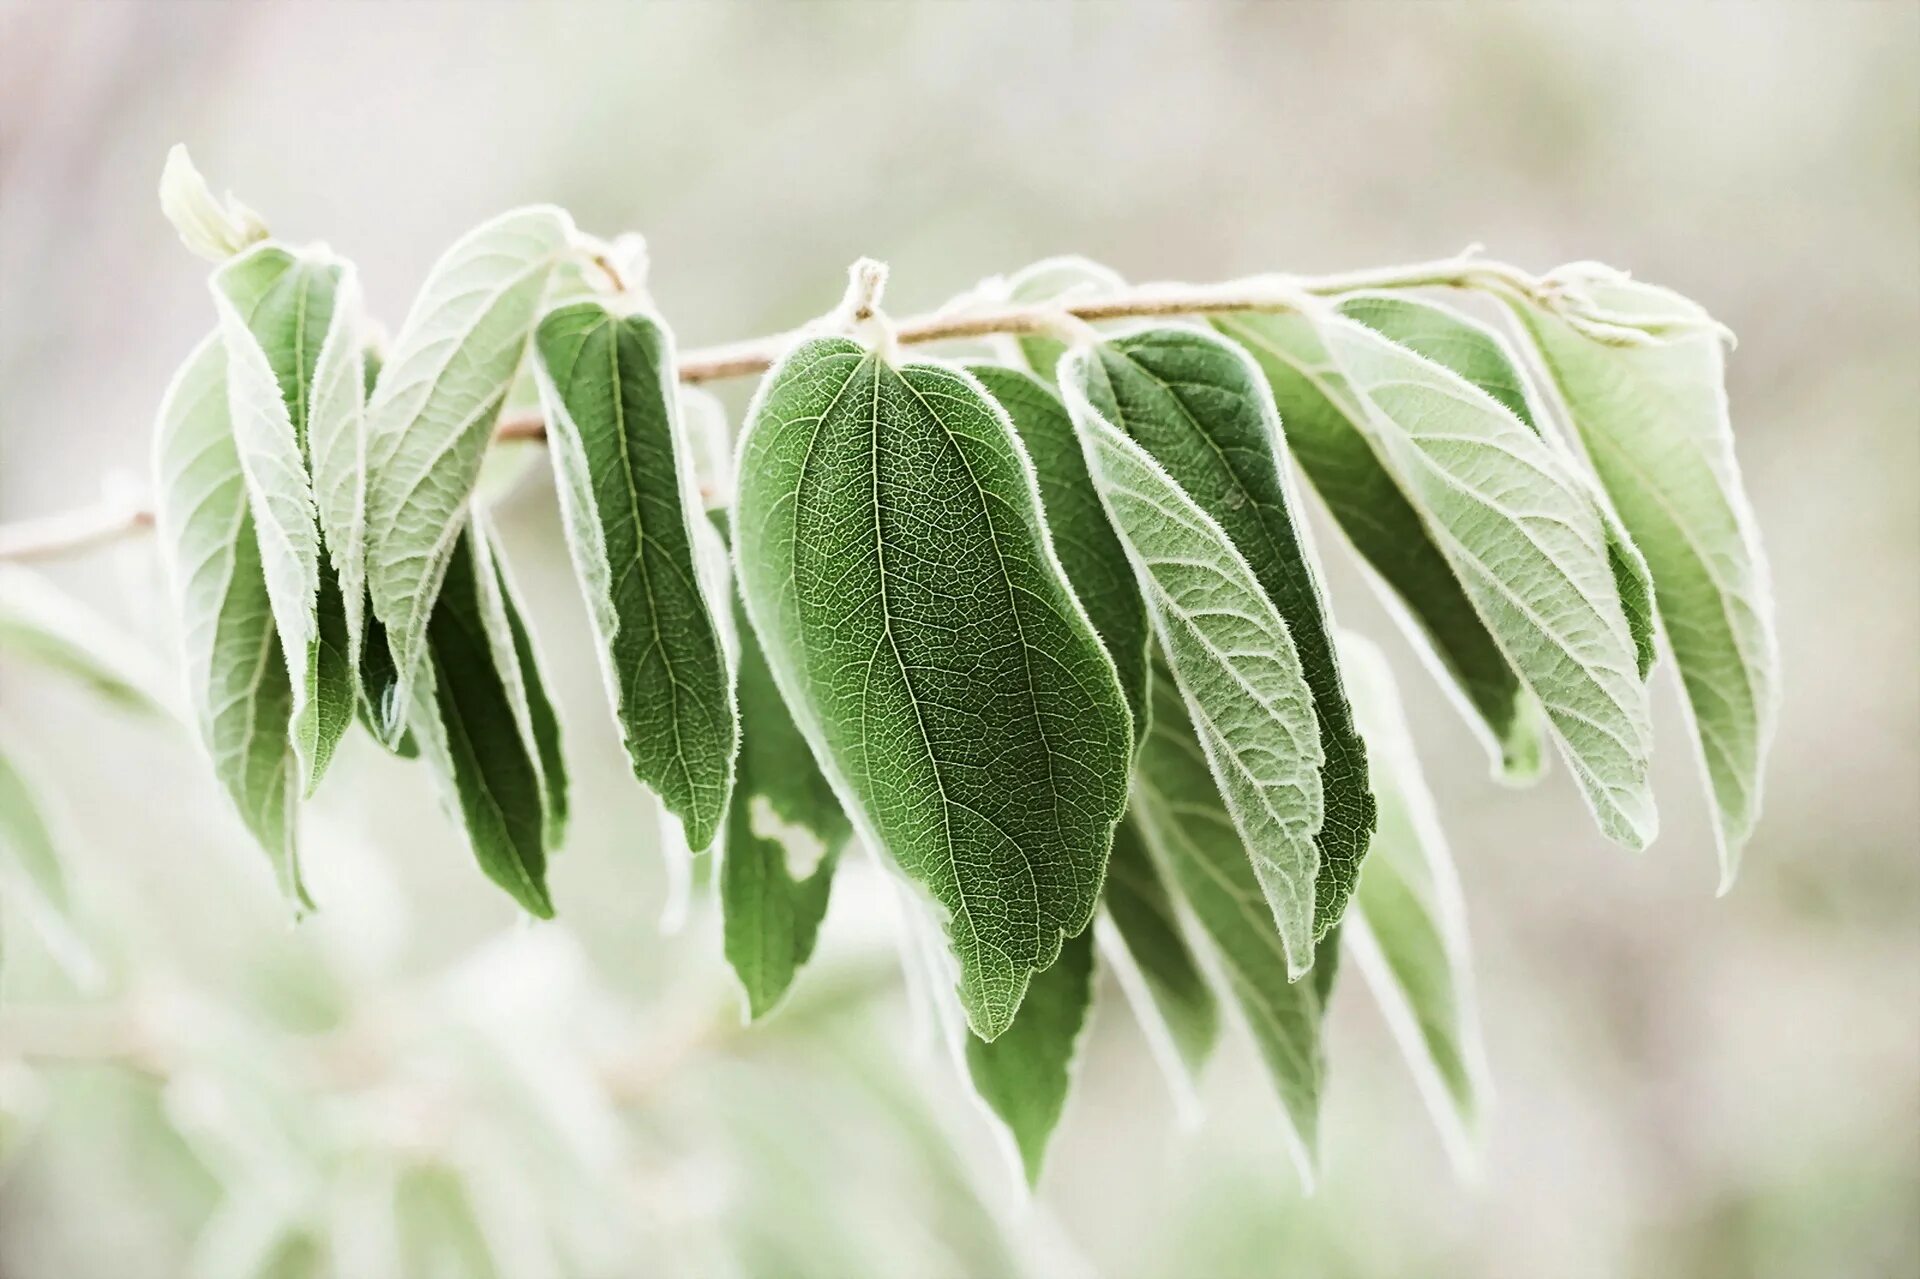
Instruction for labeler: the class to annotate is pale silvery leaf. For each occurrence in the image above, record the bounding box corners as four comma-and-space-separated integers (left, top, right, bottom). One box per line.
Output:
1316, 311, 1658, 849
733, 336, 1132, 1040
963, 927, 1095, 1186
722, 574, 848, 1019
211, 244, 355, 792
1000, 256, 1125, 383
0, 742, 99, 985
152, 336, 306, 907
0, 567, 174, 716
967, 363, 1150, 741
1099, 812, 1219, 1087
1068, 327, 1374, 936
1061, 373, 1324, 978
487, 539, 568, 851
531, 299, 737, 850
408, 522, 555, 917
1216, 310, 1548, 781
1335, 293, 1658, 683
1336, 631, 1490, 1172
363, 206, 575, 738
305, 263, 369, 695
157, 144, 267, 262
678, 386, 735, 510
1508, 272, 1778, 885
1131, 665, 1336, 1183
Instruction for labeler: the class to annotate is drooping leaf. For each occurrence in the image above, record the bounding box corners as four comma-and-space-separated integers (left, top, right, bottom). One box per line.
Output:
305, 260, 370, 703
1060, 372, 1324, 977
408, 521, 554, 917
963, 927, 1096, 1186
1508, 269, 1779, 883
152, 336, 306, 908
1099, 811, 1219, 1084
0, 567, 173, 715
722, 577, 848, 1020
1334, 293, 1658, 682
357, 611, 417, 759
1337, 631, 1490, 1171
363, 206, 575, 737
0, 742, 97, 983
1315, 309, 1658, 849
491, 547, 568, 850
1130, 664, 1336, 1183
733, 336, 1133, 1040
1067, 328, 1374, 936
999, 256, 1124, 384
1216, 310, 1547, 780
531, 299, 737, 849
967, 362, 1150, 741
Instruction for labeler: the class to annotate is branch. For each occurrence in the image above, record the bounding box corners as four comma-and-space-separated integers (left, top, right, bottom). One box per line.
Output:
0, 254, 1548, 563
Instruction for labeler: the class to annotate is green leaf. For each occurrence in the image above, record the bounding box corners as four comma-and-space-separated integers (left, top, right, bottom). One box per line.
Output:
153, 336, 306, 908
211, 244, 357, 792
357, 611, 417, 759
967, 362, 1150, 742
1061, 367, 1324, 977
1315, 308, 1658, 849
0, 567, 172, 715
531, 299, 737, 849
722, 580, 847, 1020
1508, 270, 1778, 884
1131, 665, 1336, 1182
733, 336, 1133, 1040
1334, 293, 1658, 683
363, 206, 575, 738
1337, 631, 1490, 1171
1067, 327, 1374, 937
0, 742, 97, 984
999, 256, 1124, 383
963, 927, 1096, 1186
305, 261, 370, 707
1217, 310, 1547, 781
408, 520, 554, 917
1099, 811, 1219, 1087
491, 548, 568, 850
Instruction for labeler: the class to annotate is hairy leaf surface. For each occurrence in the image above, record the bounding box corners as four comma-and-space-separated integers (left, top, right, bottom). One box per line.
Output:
967, 363, 1149, 740
1338, 632, 1490, 1170
1068, 328, 1374, 935
491, 548, 568, 850
1217, 310, 1547, 779
153, 337, 305, 907
408, 523, 554, 917
532, 300, 737, 848
1510, 273, 1779, 883
1317, 311, 1657, 848
1062, 376, 1324, 976
1131, 667, 1335, 1181
364, 207, 574, 736
963, 927, 1095, 1186
1100, 813, 1219, 1082
722, 581, 847, 1020
734, 337, 1132, 1040
212, 244, 356, 791
1000, 256, 1124, 384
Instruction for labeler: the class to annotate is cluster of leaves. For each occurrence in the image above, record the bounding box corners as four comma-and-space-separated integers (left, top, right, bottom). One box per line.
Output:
21, 147, 1775, 1190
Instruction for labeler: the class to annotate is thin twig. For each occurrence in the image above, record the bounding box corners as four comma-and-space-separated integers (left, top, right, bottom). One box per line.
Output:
0, 255, 1548, 563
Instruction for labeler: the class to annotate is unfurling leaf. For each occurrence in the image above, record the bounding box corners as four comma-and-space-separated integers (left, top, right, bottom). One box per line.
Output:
1067, 327, 1374, 937
211, 243, 357, 792
0, 742, 98, 983
1217, 310, 1548, 780
964, 928, 1096, 1186
722, 581, 848, 1020
1337, 632, 1490, 1172
1100, 812, 1219, 1085
531, 299, 737, 848
967, 363, 1150, 741
1131, 665, 1336, 1184
1317, 308, 1658, 849
734, 337, 1132, 1040
408, 521, 556, 917
0, 567, 173, 716
363, 206, 575, 738
1061, 370, 1324, 978
1508, 270, 1779, 884
153, 337, 305, 907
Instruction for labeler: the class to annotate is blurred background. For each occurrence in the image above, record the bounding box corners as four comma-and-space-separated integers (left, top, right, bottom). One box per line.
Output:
0, 3, 1915, 1276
